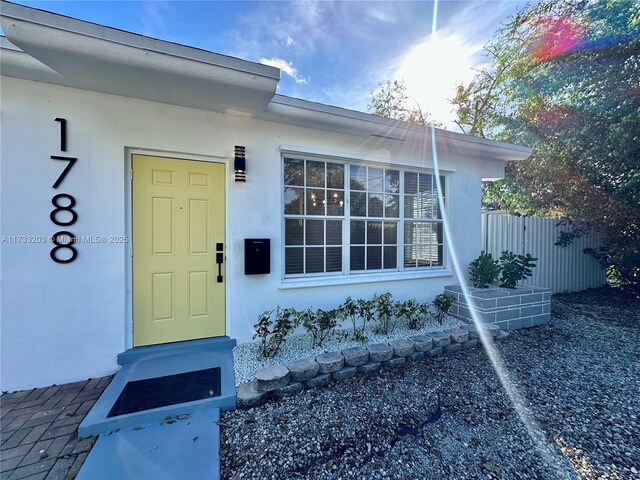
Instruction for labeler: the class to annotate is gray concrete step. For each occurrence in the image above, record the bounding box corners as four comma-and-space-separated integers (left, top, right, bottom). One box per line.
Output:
77, 407, 220, 480
79, 337, 236, 438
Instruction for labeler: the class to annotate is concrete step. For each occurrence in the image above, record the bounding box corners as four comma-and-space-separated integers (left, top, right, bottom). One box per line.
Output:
77, 407, 220, 480
79, 337, 236, 437
117, 336, 236, 365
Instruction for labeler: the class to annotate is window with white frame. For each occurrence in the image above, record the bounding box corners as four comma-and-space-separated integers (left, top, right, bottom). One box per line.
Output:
403, 172, 444, 268
283, 156, 445, 278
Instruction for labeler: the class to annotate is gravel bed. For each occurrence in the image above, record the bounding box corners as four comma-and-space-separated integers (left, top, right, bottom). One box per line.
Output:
233, 316, 461, 386
221, 288, 640, 479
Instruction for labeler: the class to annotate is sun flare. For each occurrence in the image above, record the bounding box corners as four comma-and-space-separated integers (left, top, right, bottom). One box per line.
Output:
394, 33, 480, 127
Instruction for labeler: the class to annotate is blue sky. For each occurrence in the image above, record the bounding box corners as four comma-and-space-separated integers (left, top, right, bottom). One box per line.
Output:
9, 1, 533, 129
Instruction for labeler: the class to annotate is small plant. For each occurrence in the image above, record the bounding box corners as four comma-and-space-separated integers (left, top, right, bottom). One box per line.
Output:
469, 251, 500, 288
253, 309, 274, 358
432, 293, 455, 325
300, 308, 338, 348
339, 297, 364, 341
498, 251, 538, 288
372, 293, 396, 335
252, 306, 298, 358
396, 299, 430, 330
355, 297, 376, 341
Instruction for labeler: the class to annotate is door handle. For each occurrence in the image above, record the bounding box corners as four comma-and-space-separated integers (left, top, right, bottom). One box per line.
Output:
216, 243, 223, 283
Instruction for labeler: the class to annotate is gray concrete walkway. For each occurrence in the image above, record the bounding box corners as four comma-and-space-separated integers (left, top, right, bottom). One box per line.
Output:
1, 376, 112, 480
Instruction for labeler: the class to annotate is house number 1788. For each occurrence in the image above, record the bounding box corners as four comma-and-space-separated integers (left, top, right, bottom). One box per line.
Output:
50, 118, 78, 263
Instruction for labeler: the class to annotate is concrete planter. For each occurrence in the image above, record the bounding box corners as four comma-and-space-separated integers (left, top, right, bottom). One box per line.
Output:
445, 284, 551, 331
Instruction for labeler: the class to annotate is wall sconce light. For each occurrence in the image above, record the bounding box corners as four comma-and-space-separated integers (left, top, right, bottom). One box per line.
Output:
234, 145, 246, 182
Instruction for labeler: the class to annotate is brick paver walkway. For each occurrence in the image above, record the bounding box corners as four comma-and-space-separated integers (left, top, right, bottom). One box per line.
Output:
1, 376, 113, 480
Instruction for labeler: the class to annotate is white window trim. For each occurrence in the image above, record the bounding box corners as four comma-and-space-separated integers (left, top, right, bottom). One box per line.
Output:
279, 144, 457, 173
280, 151, 451, 287
280, 268, 453, 289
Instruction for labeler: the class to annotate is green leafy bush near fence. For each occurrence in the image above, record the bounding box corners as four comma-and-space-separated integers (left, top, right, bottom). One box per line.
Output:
469, 250, 538, 289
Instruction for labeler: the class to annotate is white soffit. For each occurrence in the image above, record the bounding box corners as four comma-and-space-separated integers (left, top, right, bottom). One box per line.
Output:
0, 1, 280, 114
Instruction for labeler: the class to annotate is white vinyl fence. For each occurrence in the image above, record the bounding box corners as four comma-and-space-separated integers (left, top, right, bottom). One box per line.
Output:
481, 212, 606, 293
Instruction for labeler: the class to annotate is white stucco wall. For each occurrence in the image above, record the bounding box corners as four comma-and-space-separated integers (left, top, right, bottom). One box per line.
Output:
1, 76, 491, 391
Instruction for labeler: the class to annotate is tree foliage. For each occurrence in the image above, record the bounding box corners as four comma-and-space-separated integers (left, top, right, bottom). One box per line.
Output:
451, 0, 640, 291
368, 80, 442, 127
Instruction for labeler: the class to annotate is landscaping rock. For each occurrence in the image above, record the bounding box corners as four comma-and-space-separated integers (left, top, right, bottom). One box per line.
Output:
273, 382, 303, 399
431, 332, 452, 347
497, 330, 510, 341
409, 335, 433, 352
446, 327, 469, 343
287, 358, 320, 382
388, 339, 415, 357
341, 347, 369, 367
237, 380, 268, 408
482, 323, 501, 337
429, 347, 443, 357
223, 289, 639, 480
332, 366, 358, 382
409, 351, 425, 362
315, 352, 344, 373
463, 339, 479, 350
256, 365, 290, 392
460, 323, 480, 339
357, 362, 381, 374
367, 343, 394, 362
305, 373, 331, 389
444, 343, 462, 354
383, 356, 406, 368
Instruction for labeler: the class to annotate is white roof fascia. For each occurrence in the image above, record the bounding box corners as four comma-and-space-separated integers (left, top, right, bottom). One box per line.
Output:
263, 95, 533, 162
0, 1, 279, 81
0, 1, 280, 114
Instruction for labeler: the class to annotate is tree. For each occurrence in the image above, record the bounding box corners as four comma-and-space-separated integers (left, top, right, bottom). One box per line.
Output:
451, 0, 640, 291
368, 80, 442, 127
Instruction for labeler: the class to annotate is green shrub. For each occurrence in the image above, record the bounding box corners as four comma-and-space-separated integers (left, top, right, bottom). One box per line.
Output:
469, 250, 538, 288
354, 297, 377, 341
252, 306, 298, 358
300, 308, 338, 348
432, 293, 455, 325
396, 299, 430, 330
498, 251, 538, 288
339, 296, 365, 341
469, 251, 500, 288
372, 293, 396, 335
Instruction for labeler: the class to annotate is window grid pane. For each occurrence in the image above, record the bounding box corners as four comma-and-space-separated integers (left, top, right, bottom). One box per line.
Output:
284, 158, 345, 276
350, 220, 397, 272
284, 158, 304, 186
403, 220, 444, 268
285, 160, 445, 276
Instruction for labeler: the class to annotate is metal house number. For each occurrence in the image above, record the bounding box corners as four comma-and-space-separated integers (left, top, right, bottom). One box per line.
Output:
50, 118, 78, 263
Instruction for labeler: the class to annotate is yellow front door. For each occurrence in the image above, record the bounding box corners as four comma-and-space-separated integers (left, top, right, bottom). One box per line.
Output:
132, 154, 225, 347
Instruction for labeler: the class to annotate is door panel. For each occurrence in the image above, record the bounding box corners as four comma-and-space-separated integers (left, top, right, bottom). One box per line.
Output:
133, 155, 225, 346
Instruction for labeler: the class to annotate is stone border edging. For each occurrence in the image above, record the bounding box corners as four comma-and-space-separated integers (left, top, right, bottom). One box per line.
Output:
236, 322, 509, 409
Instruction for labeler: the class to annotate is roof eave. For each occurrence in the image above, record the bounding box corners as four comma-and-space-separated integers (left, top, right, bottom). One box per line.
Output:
0, 1, 280, 114
263, 94, 533, 162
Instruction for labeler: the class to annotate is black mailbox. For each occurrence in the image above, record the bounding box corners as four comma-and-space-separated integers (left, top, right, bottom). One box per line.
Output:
244, 238, 270, 275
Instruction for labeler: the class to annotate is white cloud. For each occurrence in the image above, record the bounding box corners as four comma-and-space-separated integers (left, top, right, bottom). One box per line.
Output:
139, 1, 170, 37
366, 5, 396, 24
286, 36, 295, 46
259, 57, 309, 84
